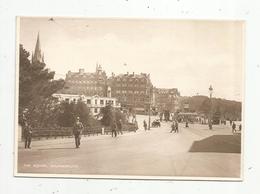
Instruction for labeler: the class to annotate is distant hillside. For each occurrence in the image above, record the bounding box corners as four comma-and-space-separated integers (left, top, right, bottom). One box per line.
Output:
178, 95, 242, 120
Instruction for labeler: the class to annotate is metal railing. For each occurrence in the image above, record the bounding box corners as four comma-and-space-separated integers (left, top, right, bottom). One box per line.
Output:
28, 123, 137, 140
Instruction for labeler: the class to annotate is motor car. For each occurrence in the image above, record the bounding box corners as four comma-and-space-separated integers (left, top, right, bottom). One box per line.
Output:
152, 119, 161, 127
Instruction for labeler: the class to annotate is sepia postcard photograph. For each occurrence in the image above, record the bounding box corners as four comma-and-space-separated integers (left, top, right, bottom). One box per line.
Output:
15, 17, 244, 180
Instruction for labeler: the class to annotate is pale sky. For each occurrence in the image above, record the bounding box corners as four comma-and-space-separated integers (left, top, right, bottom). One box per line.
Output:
19, 17, 244, 101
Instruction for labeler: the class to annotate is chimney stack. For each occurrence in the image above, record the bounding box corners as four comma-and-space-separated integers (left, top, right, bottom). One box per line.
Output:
79, 68, 84, 74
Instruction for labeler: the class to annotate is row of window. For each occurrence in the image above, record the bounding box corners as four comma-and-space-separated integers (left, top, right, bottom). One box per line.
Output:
65, 98, 116, 106
115, 78, 147, 83
67, 86, 103, 91
115, 90, 146, 94
86, 99, 115, 105
67, 80, 104, 84
122, 98, 147, 102
115, 84, 146, 88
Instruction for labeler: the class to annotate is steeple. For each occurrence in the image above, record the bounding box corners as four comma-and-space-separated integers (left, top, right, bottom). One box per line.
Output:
32, 32, 44, 63
31, 52, 34, 63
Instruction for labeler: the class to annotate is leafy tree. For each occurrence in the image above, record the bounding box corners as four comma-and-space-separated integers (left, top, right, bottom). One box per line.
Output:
199, 98, 210, 114
73, 99, 91, 126
25, 97, 61, 128
57, 101, 75, 127
57, 100, 93, 127
19, 44, 64, 125
100, 104, 127, 127
100, 104, 114, 126
179, 95, 242, 121
115, 109, 127, 123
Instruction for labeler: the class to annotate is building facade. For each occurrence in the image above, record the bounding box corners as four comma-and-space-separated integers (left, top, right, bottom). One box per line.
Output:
108, 72, 153, 113
58, 65, 108, 97
154, 88, 180, 113
52, 93, 120, 116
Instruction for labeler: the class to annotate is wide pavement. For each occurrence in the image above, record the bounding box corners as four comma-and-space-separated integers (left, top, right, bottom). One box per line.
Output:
17, 117, 241, 179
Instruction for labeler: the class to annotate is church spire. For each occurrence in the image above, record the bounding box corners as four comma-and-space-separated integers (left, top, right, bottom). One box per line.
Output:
31, 52, 34, 63
32, 32, 44, 63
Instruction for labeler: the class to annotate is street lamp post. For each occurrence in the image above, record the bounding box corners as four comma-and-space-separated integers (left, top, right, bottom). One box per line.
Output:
148, 86, 152, 130
208, 85, 213, 130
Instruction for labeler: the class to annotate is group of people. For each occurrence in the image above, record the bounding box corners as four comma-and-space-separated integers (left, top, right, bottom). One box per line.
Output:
73, 117, 125, 148
170, 120, 179, 133
22, 114, 138, 149
232, 122, 242, 134
111, 119, 124, 138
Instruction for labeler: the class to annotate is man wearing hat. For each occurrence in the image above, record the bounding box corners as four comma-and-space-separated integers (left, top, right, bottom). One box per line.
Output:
24, 121, 32, 149
73, 117, 84, 148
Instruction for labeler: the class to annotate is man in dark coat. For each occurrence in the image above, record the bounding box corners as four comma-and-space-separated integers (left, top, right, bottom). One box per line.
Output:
24, 121, 32, 149
117, 119, 123, 135
111, 120, 117, 137
175, 120, 179, 133
232, 122, 236, 134
170, 121, 175, 133
143, 120, 147, 131
73, 117, 84, 148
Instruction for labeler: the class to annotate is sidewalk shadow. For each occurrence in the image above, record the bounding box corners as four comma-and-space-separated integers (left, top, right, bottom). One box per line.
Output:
38, 147, 76, 151
189, 134, 241, 153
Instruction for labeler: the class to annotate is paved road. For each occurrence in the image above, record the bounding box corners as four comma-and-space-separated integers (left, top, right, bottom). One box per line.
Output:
17, 121, 241, 179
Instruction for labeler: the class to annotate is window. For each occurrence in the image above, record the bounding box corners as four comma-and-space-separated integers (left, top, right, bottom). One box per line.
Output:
95, 99, 98, 104
100, 100, 104, 105
94, 108, 98, 113
87, 99, 91, 104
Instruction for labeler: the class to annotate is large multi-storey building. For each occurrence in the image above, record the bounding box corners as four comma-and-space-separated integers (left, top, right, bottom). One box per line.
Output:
108, 72, 153, 113
154, 88, 180, 112
32, 33, 180, 116
58, 65, 107, 96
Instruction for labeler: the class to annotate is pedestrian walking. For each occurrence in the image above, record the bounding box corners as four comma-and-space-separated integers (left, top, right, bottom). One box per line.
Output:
170, 121, 175, 133
175, 120, 179, 133
73, 117, 84, 148
143, 120, 147, 131
232, 122, 236, 134
159, 112, 163, 122
134, 120, 138, 132
185, 121, 189, 128
117, 119, 123, 135
111, 120, 118, 137
24, 122, 32, 149
132, 114, 136, 123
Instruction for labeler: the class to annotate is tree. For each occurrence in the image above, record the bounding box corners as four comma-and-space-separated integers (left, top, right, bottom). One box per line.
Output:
199, 98, 210, 114
100, 104, 114, 127
73, 99, 91, 126
57, 101, 75, 127
179, 95, 241, 121
25, 97, 61, 128
100, 104, 127, 127
19, 44, 64, 125
57, 100, 93, 127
